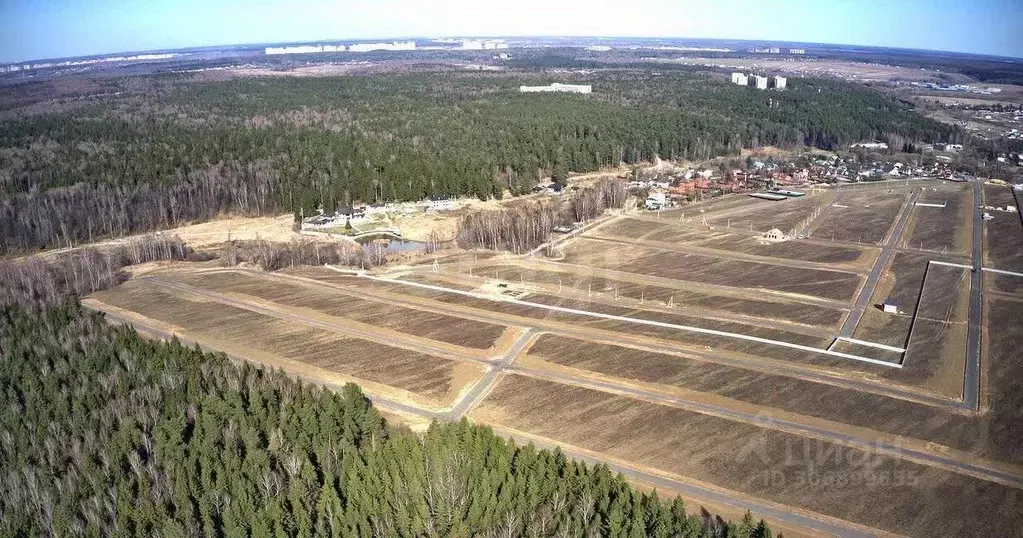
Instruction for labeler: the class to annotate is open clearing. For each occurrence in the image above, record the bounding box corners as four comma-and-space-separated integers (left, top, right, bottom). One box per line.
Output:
560, 238, 862, 302
983, 185, 1023, 294
439, 262, 847, 328
591, 217, 873, 267
811, 188, 909, 244
899, 183, 973, 256
472, 374, 1023, 538
88, 279, 486, 408
86, 179, 1023, 538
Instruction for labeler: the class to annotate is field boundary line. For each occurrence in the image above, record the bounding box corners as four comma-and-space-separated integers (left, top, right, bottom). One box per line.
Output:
982, 267, 1023, 278
834, 336, 905, 353
325, 266, 902, 368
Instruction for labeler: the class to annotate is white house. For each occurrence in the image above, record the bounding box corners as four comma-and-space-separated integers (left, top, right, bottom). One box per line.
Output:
645, 192, 667, 210
426, 196, 456, 211
519, 83, 592, 94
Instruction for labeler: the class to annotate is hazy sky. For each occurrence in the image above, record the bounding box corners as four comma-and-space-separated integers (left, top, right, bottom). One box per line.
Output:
2, 0, 1021, 63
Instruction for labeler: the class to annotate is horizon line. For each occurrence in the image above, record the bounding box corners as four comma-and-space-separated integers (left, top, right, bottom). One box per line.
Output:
4, 35, 1022, 67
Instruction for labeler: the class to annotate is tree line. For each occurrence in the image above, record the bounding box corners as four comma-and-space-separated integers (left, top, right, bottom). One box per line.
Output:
457, 178, 627, 253
0, 283, 774, 538
0, 69, 958, 253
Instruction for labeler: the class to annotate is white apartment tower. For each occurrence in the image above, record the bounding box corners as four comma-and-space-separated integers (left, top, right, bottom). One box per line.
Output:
730, 72, 749, 86
773, 76, 787, 90
752, 75, 769, 90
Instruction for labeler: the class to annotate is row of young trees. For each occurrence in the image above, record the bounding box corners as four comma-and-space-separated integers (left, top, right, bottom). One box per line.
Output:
456, 178, 628, 253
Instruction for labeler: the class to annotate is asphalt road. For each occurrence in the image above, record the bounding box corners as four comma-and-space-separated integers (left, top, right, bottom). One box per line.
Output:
962, 181, 983, 411
838, 188, 920, 338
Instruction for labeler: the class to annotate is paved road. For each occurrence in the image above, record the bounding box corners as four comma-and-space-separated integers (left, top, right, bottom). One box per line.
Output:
838, 188, 920, 338
963, 181, 984, 411
114, 276, 1023, 489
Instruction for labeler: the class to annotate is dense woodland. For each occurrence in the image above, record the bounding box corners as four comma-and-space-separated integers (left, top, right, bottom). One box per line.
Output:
0, 69, 957, 253
0, 255, 773, 537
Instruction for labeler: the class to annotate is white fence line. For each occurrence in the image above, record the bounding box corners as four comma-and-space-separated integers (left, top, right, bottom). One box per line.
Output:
834, 336, 906, 353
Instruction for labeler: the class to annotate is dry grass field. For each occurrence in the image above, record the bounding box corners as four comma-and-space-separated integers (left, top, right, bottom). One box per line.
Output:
454, 263, 847, 327
983, 186, 1023, 294
811, 188, 909, 244
705, 194, 831, 233
522, 335, 985, 451
88, 279, 486, 408
173, 270, 508, 350
899, 184, 973, 256
82, 178, 1023, 538
560, 239, 862, 301
473, 374, 1023, 538
592, 218, 872, 266
984, 298, 1023, 464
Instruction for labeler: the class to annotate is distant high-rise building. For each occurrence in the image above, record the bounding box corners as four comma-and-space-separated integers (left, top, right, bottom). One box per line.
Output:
773, 76, 787, 90
788, 48, 806, 54
752, 75, 769, 90
730, 72, 749, 86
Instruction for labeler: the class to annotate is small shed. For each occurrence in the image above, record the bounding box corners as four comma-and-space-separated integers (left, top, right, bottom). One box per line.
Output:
882, 303, 899, 314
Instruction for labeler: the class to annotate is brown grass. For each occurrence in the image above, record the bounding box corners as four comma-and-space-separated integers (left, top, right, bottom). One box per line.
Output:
454, 263, 846, 327
90, 279, 485, 407
474, 373, 1023, 538
983, 298, 1023, 463
561, 239, 862, 301
523, 335, 986, 451
983, 186, 1023, 294
172, 270, 507, 350
812, 189, 908, 244
899, 184, 972, 257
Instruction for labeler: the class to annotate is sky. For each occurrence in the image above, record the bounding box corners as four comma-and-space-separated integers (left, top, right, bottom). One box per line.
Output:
1, 0, 1022, 64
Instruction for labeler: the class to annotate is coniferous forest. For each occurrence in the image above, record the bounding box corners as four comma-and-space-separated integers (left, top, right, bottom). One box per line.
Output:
0, 69, 956, 253
0, 281, 773, 538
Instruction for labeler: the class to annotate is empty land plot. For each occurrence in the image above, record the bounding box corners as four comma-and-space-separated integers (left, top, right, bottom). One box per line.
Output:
474, 374, 1023, 538
851, 251, 933, 347
899, 184, 972, 256
984, 298, 1023, 464
842, 256, 970, 396
291, 268, 845, 366
983, 185, 1023, 294
448, 264, 846, 327
522, 293, 837, 364
595, 219, 871, 266
811, 189, 908, 244
523, 335, 984, 456
657, 194, 769, 218
594, 217, 673, 240
169, 270, 508, 350
706, 196, 826, 233
89, 280, 484, 407
561, 239, 862, 301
